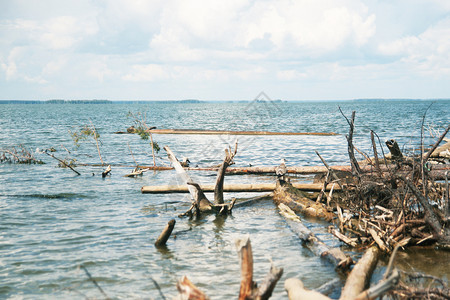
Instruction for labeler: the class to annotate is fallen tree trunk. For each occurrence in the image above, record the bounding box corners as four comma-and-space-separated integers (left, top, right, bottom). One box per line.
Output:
278, 203, 353, 270
134, 128, 339, 136
339, 246, 380, 300
273, 181, 336, 222
139, 164, 450, 177
141, 183, 341, 194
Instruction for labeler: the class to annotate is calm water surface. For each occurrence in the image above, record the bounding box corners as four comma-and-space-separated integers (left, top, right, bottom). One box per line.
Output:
0, 100, 449, 299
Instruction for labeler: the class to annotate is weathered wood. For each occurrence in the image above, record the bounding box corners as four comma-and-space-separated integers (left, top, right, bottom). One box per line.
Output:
424, 124, 450, 160
285, 278, 331, 300
236, 236, 257, 300
148, 128, 338, 136
235, 236, 283, 300
278, 203, 353, 270
274, 181, 336, 222
385, 139, 403, 159
135, 164, 450, 179
354, 268, 400, 300
175, 276, 210, 300
339, 246, 380, 300
164, 146, 212, 211
154, 219, 176, 247
214, 141, 237, 205
141, 182, 340, 194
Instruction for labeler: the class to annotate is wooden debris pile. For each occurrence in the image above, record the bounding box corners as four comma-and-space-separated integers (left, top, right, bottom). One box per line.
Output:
331, 122, 450, 252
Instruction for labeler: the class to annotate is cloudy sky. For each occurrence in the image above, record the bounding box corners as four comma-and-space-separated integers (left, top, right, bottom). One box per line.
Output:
1, 0, 449, 101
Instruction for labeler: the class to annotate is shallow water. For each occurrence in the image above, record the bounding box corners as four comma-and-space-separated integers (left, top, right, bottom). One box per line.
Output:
0, 100, 449, 299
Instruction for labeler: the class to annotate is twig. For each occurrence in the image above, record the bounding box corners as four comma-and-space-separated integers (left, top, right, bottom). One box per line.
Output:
80, 265, 111, 300
44, 150, 80, 175
150, 277, 167, 300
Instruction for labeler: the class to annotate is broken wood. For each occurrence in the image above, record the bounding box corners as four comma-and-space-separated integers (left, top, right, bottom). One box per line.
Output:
154, 219, 176, 247
214, 140, 238, 205
101, 165, 111, 178
339, 246, 380, 300
278, 203, 353, 270
174, 276, 210, 300
141, 182, 341, 194
235, 236, 283, 300
43, 150, 80, 175
385, 139, 403, 159
164, 145, 212, 213
146, 128, 338, 136
284, 278, 331, 300
274, 181, 336, 222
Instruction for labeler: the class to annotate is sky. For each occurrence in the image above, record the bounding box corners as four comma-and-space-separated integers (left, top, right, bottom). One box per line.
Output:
1, 0, 450, 101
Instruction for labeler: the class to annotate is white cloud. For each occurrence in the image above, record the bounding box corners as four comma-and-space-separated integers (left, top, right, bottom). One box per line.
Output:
123, 64, 169, 82
378, 17, 450, 76
0, 0, 449, 100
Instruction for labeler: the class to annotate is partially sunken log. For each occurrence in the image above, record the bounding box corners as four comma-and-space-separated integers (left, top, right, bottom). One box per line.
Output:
339, 246, 380, 300
154, 219, 176, 247
274, 181, 335, 222
278, 203, 353, 270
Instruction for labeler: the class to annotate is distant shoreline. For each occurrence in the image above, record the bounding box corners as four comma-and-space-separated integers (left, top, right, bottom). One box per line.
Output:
0, 98, 448, 104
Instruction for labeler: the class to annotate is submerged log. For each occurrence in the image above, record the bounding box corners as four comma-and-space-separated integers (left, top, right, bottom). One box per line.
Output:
278, 203, 353, 270
339, 246, 380, 300
141, 183, 340, 194
273, 181, 336, 222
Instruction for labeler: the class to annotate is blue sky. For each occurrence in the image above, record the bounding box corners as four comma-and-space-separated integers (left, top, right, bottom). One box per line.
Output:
1, 0, 449, 101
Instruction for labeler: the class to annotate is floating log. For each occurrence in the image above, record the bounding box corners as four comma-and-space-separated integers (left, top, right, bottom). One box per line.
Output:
273, 181, 336, 222
278, 203, 353, 270
141, 182, 340, 194
339, 246, 380, 300
116, 128, 338, 136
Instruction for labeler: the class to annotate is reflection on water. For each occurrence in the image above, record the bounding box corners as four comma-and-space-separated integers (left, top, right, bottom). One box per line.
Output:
0, 101, 449, 298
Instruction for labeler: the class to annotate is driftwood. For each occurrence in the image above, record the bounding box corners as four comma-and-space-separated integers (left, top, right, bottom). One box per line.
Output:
144, 128, 338, 136
101, 165, 111, 177
278, 203, 353, 270
235, 236, 283, 300
339, 246, 380, 300
154, 219, 176, 247
284, 278, 332, 300
214, 141, 237, 204
274, 181, 336, 222
43, 150, 80, 175
174, 276, 210, 300
385, 139, 403, 159
141, 183, 340, 194
164, 145, 237, 216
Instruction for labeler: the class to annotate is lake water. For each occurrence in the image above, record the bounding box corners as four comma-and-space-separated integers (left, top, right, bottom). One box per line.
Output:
0, 100, 449, 299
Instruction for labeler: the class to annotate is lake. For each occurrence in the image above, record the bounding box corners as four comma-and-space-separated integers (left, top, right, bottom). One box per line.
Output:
0, 100, 449, 299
